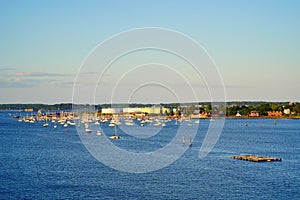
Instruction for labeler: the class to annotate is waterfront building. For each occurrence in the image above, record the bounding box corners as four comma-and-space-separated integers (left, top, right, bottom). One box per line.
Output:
249, 111, 260, 117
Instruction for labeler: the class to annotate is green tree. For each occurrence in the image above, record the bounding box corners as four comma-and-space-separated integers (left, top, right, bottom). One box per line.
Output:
186, 104, 196, 115
256, 103, 271, 116
293, 104, 300, 115
205, 104, 212, 113
271, 104, 279, 111
239, 105, 250, 116
227, 106, 238, 116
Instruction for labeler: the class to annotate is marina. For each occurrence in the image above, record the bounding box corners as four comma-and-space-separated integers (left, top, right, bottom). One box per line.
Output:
1, 1, 298, 199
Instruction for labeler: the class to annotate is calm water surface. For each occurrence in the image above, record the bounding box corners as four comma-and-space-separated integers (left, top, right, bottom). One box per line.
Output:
0, 111, 299, 199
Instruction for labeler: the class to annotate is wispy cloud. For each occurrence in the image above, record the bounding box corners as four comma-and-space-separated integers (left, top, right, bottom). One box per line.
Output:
0, 66, 16, 71
15, 72, 73, 77
225, 85, 253, 89
0, 70, 75, 88
0, 77, 43, 88
51, 80, 77, 88
78, 71, 99, 75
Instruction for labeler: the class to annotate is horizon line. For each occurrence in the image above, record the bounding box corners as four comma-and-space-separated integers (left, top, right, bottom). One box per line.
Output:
0, 100, 299, 105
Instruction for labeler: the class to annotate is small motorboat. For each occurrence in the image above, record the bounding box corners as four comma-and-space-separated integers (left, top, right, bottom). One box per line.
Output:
43, 123, 49, 127
97, 130, 102, 136
85, 128, 92, 133
109, 135, 120, 139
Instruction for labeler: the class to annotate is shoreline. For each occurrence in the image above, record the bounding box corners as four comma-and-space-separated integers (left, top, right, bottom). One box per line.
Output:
226, 116, 300, 119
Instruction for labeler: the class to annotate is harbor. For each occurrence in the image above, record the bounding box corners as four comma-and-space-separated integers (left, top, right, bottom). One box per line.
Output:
0, 111, 298, 199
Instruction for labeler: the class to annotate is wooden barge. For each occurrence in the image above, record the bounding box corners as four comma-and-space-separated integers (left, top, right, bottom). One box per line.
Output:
231, 155, 282, 162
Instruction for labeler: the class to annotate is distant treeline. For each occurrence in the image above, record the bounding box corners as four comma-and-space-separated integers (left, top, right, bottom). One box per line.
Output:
0, 102, 201, 111
0, 103, 73, 111
1, 102, 299, 116
227, 102, 300, 116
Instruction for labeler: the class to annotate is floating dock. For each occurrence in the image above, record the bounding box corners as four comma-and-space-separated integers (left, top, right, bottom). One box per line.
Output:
231, 155, 282, 162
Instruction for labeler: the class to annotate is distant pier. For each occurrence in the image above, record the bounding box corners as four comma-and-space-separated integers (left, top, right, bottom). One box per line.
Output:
231, 155, 282, 162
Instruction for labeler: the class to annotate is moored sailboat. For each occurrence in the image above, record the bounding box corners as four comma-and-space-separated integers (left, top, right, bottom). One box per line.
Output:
189, 135, 192, 147
109, 124, 120, 139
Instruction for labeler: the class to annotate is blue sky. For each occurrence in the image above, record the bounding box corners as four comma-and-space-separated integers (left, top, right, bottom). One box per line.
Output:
0, 0, 299, 103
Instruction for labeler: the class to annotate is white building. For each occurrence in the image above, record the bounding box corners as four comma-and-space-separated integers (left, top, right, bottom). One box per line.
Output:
236, 112, 242, 117
283, 109, 291, 115
101, 108, 122, 114
123, 108, 142, 113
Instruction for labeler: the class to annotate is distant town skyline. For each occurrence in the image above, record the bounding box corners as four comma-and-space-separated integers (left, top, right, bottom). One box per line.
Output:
0, 1, 299, 104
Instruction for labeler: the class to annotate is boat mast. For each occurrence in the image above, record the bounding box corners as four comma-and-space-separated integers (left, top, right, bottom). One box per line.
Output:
189, 135, 192, 147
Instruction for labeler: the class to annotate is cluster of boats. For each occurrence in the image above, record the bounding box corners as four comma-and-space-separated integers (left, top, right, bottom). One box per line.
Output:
13, 112, 201, 141
15, 114, 76, 128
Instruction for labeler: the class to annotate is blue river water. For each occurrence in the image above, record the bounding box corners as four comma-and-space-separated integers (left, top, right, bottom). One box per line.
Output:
0, 111, 299, 199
